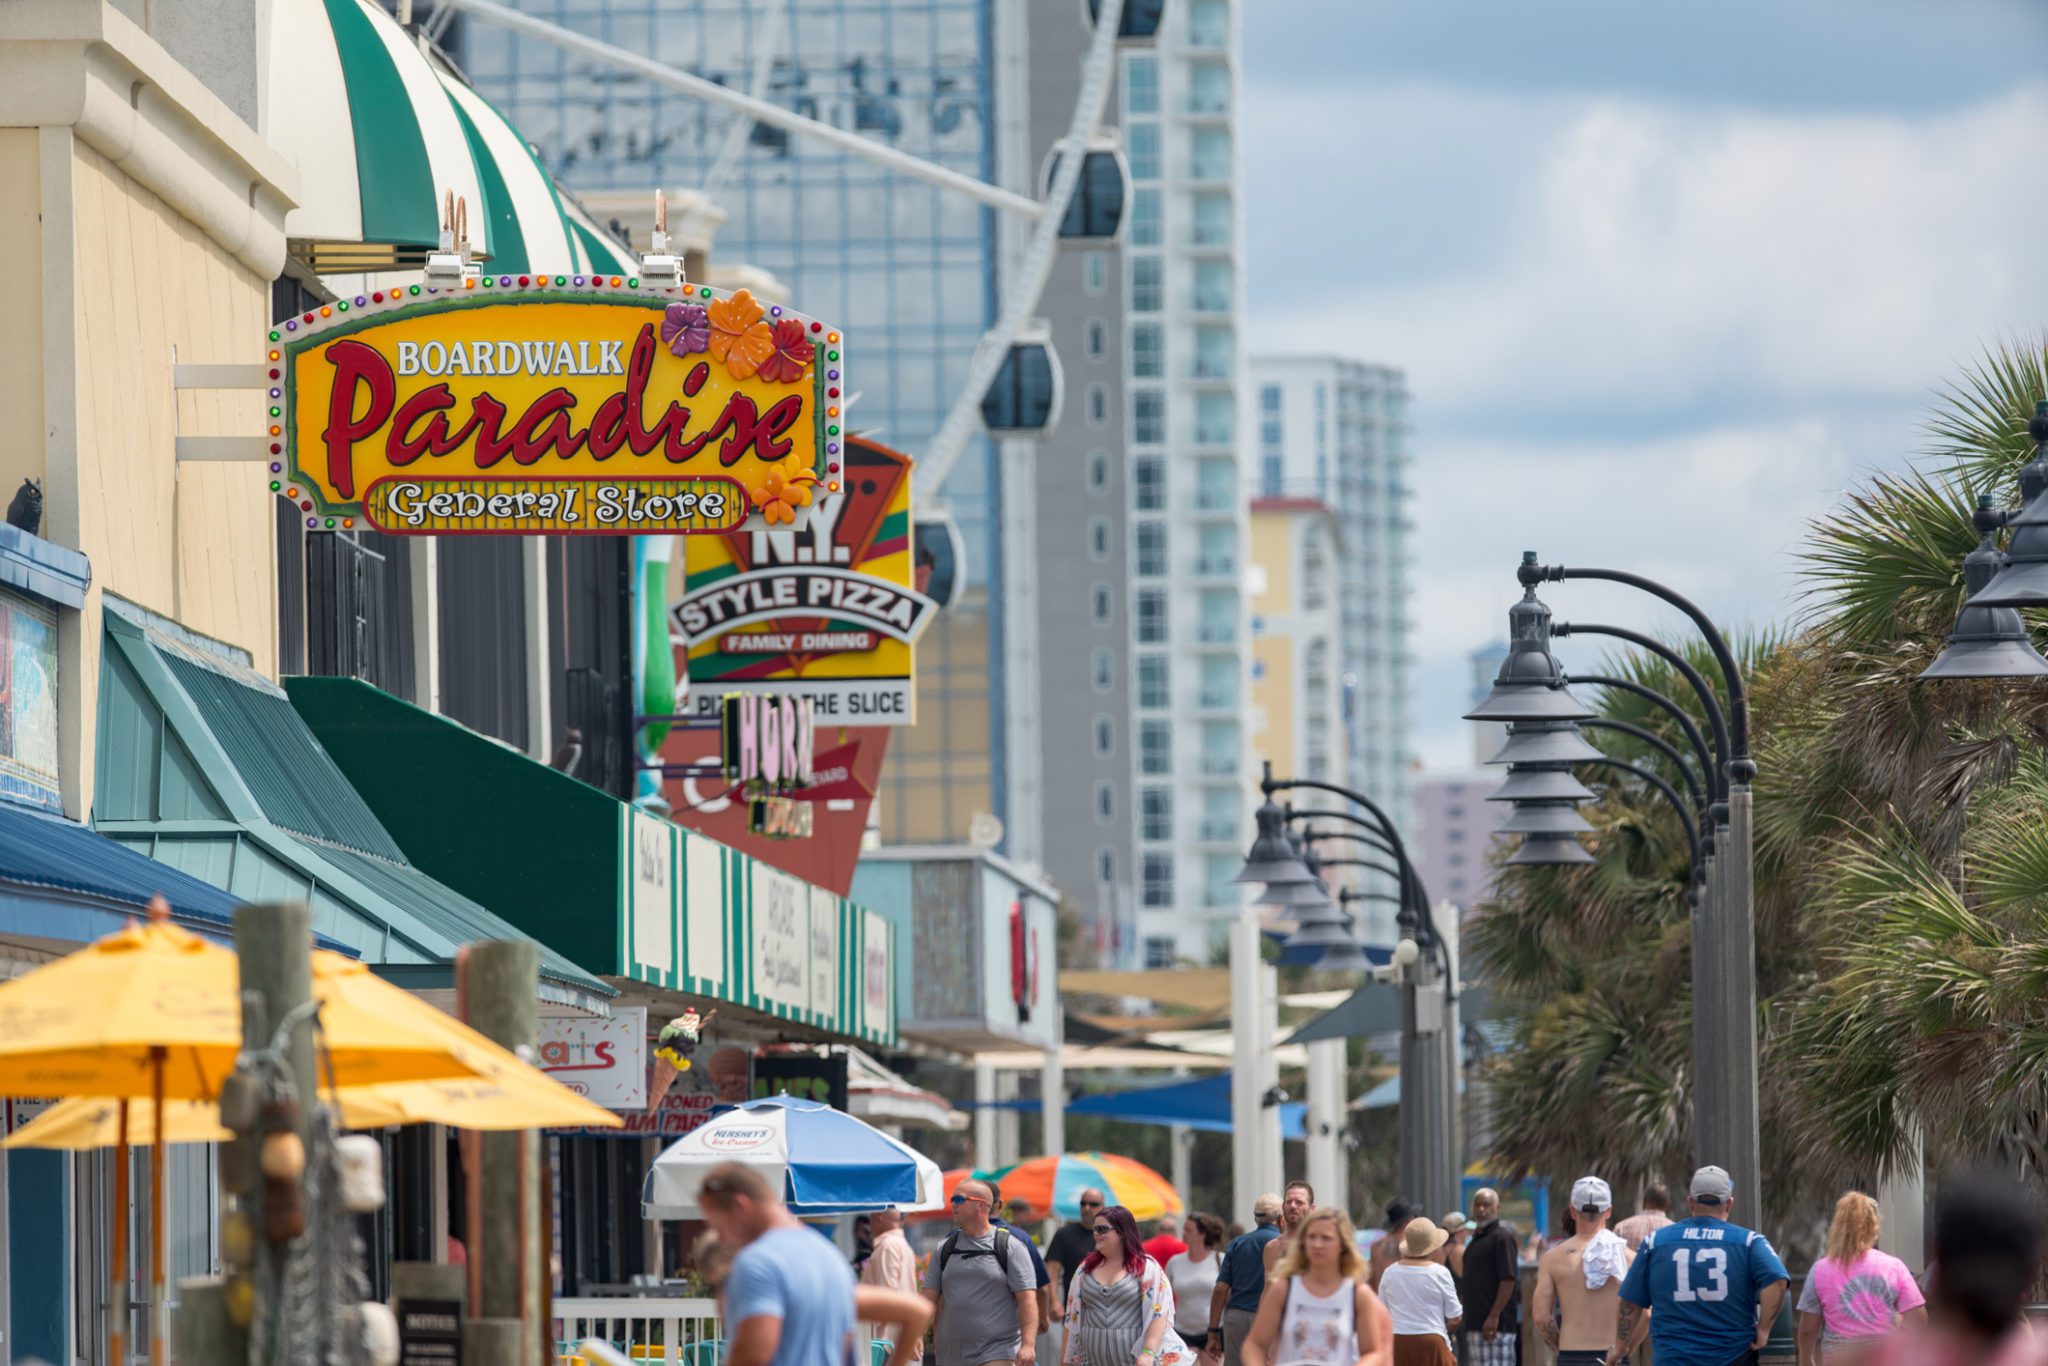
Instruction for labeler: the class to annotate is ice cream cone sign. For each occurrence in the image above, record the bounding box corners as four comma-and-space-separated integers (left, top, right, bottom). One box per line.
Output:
648, 1007, 718, 1108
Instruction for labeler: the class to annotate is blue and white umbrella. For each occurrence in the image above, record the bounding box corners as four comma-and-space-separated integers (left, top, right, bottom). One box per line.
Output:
643, 1096, 946, 1218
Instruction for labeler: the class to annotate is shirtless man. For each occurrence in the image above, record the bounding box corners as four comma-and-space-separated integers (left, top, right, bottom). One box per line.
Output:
1261, 1181, 1316, 1275
1533, 1177, 1635, 1366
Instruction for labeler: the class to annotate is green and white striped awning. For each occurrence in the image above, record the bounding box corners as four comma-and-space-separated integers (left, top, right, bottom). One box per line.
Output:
269, 0, 634, 277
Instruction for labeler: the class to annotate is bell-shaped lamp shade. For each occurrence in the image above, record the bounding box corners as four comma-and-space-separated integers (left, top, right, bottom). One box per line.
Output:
1281, 920, 1359, 954
1486, 720, 1605, 767
1464, 584, 1595, 722
1506, 833, 1596, 866
1233, 799, 1317, 885
1488, 765, 1597, 803
1275, 897, 1351, 931
1253, 878, 1338, 913
1310, 939, 1374, 974
1925, 499, 2048, 677
1497, 802, 1595, 836
1969, 408, 2048, 608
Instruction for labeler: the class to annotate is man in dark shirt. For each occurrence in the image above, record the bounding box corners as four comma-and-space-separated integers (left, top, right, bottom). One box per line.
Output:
1044, 1187, 1104, 1327
988, 1181, 1053, 1347
1202, 1193, 1282, 1366
1458, 1187, 1520, 1366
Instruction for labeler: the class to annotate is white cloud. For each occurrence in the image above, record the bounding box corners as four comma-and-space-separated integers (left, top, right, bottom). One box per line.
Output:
1249, 82, 2048, 412
1243, 78, 2048, 772
1405, 417, 1865, 771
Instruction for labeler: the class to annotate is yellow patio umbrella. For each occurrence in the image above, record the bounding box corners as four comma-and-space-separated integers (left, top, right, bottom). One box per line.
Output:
0, 905, 506, 1366
5, 1068, 624, 1146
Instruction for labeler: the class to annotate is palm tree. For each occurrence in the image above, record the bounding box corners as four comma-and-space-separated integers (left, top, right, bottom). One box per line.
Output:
1468, 334, 2048, 1213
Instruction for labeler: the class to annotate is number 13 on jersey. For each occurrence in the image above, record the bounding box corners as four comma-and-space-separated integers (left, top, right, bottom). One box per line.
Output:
1672, 1247, 1728, 1302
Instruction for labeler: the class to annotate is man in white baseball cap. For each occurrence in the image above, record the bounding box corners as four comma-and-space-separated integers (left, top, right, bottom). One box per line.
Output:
1534, 1177, 1633, 1366
1614, 1166, 1788, 1366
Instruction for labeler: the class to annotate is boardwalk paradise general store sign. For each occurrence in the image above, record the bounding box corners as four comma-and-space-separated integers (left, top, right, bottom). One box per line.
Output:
268, 282, 848, 534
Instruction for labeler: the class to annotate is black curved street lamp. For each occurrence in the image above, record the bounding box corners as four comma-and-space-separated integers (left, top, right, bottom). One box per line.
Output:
1242, 762, 1459, 1214
1505, 550, 1760, 1210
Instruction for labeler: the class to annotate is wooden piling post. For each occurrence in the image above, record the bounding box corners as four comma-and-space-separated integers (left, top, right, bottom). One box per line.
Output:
461, 941, 541, 1366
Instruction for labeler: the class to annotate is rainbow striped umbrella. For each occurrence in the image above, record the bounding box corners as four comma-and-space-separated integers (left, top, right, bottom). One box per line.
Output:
979, 1152, 1184, 1221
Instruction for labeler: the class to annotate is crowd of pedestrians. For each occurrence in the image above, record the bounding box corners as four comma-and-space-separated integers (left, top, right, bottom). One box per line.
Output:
674, 1157, 2047, 1366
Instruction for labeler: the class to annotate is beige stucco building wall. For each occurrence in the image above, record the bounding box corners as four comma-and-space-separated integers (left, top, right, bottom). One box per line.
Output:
0, 2, 296, 816
1248, 498, 1348, 797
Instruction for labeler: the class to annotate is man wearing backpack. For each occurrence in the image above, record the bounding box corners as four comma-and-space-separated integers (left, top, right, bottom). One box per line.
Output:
924, 1178, 1040, 1366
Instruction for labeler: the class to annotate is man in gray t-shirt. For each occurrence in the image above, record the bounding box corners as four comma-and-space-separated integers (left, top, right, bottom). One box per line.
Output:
923, 1178, 1039, 1366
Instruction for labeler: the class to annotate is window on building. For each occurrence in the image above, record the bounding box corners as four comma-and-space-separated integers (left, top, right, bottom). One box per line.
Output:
1095, 781, 1116, 821
1137, 655, 1169, 709
1143, 935, 1176, 969
1094, 715, 1115, 757
1098, 848, 1117, 883
1446, 827, 1464, 843
1128, 123, 1160, 181
1188, 61, 1229, 115
1261, 384, 1283, 413
1092, 647, 1115, 692
1131, 257, 1163, 312
1448, 853, 1466, 868
1193, 259, 1232, 312
1190, 127, 1231, 181
1132, 456, 1164, 509
1303, 538, 1329, 610
1088, 450, 1111, 491
1132, 390, 1165, 445
1136, 588, 1168, 643
1445, 804, 1464, 820
1085, 251, 1107, 295
1087, 383, 1109, 426
1091, 582, 1113, 624
1188, 0, 1227, 49
1130, 323, 1163, 378
1089, 516, 1112, 561
1260, 454, 1283, 497
1130, 188, 1162, 247
1139, 720, 1172, 774
1142, 854, 1175, 907
1125, 55, 1159, 114
1136, 521, 1167, 577
1141, 787, 1172, 841
1085, 318, 1107, 360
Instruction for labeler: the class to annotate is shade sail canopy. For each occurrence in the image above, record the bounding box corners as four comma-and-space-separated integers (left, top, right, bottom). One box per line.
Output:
1067, 1075, 1307, 1140
959, 1077, 1306, 1141
269, 0, 635, 276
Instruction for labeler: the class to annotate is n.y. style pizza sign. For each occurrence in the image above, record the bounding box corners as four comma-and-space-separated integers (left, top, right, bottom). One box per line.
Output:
267, 282, 849, 535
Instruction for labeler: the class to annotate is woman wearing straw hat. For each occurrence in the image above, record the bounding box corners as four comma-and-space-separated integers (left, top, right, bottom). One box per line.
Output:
1374, 1218, 1462, 1366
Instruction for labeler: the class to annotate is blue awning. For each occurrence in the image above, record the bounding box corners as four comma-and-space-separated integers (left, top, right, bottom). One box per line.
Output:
976, 1074, 1307, 1139
1070, 1074, 1307, 1140
0, 800, 348, 951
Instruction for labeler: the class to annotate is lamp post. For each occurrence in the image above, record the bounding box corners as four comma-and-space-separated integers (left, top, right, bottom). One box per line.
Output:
1241, 765, 1459, 1215
1490, 551, 1761, 1210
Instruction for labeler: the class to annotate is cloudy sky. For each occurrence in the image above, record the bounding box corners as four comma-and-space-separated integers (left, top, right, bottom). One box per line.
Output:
1242, 0, 2048, 771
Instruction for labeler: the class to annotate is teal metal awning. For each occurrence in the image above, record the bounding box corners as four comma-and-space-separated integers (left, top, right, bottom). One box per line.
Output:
92, 598, 613, 1014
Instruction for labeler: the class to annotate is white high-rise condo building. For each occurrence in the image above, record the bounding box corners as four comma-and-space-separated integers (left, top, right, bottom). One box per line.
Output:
1123, 0, 1251, 969
1247, 357, 1414, 856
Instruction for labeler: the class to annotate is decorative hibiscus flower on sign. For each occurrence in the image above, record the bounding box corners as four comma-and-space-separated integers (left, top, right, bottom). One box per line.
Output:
660, 301, 710, 356
757, 318, 816, 384
757, 461, 819, 526
706, 290, 776, 380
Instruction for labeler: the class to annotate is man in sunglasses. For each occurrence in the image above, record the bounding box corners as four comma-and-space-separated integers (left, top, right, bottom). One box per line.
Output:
925, 1178, 1040, 1366
1046, 1188, 1107, 1327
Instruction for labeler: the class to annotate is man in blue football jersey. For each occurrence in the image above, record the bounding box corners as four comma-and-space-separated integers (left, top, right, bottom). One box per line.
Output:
1609, 1166, 1788, 1366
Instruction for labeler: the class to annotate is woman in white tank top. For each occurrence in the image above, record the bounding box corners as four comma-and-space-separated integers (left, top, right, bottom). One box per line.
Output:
1238, 1208, 1391, 1366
